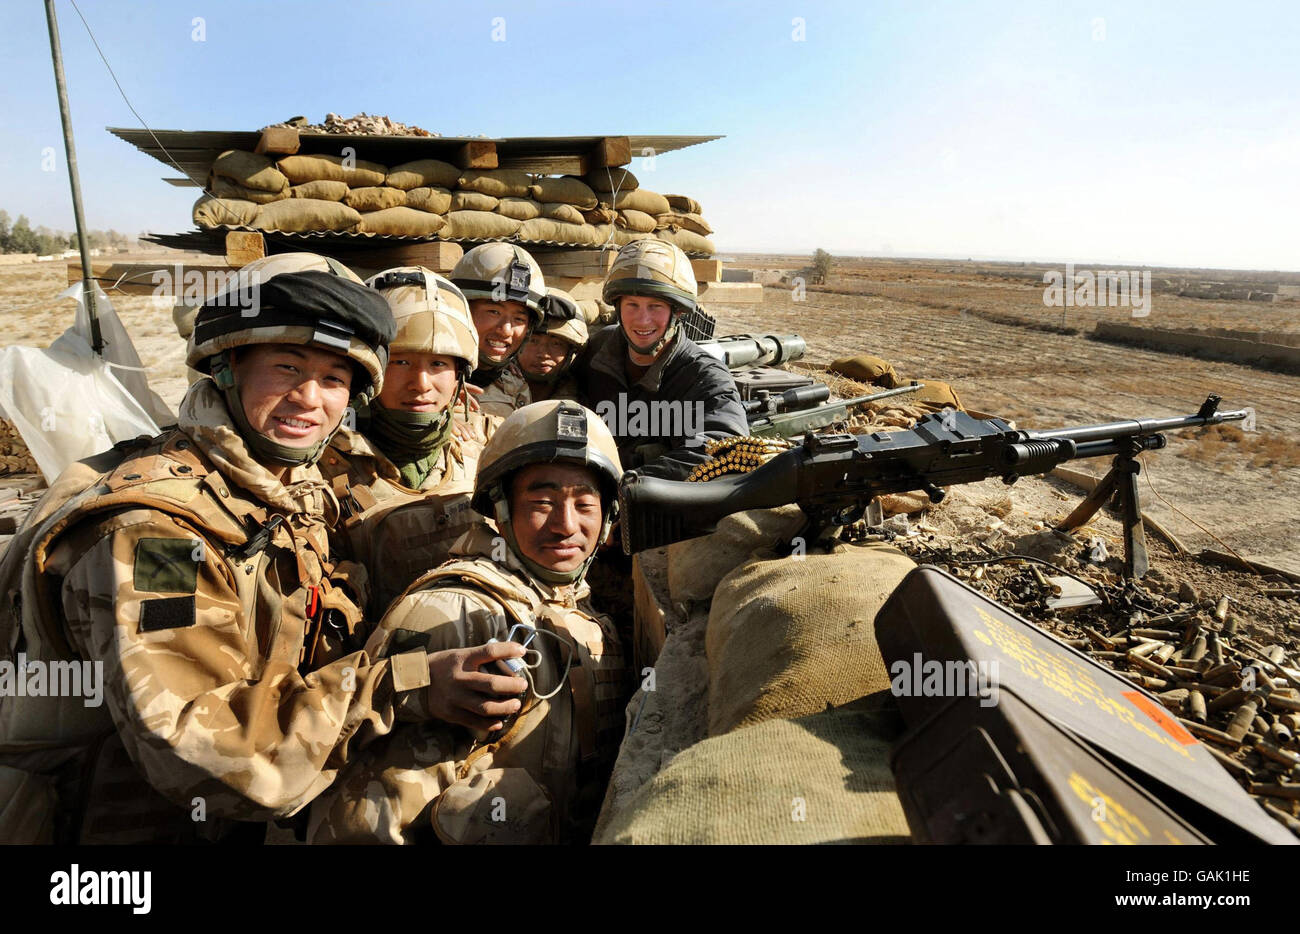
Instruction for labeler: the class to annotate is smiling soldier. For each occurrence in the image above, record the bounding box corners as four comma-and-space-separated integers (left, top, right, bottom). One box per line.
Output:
0, 256, 460, 844
309, 400, 630, 845
576, 239, 747, 480
450, 243, 547, 418
517, 287, 588, 403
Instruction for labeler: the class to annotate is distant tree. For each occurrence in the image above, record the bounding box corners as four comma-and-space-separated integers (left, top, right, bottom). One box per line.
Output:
8, 215, 39, 254
0, 210, 10, 252
811, 248, 833, 284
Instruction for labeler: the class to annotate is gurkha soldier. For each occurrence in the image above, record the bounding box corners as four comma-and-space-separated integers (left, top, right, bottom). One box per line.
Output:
309, 401, 630, 845
319, 266, 486, 618
577, 239, 747, 480
0, 263, 458, 844
450, 243, 547, 418
517, 287, 588, 403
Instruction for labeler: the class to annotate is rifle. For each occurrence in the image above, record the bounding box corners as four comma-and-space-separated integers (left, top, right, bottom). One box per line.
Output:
618, 394, 1248, 578
746, 381, 924, 439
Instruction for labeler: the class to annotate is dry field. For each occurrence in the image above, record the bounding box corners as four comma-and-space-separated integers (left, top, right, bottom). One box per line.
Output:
710, 258, 1300, 576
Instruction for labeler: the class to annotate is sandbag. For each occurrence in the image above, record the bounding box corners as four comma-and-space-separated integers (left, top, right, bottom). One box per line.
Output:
386, 158, 461, 190
356, 206, 447, 237
656, 211, 712, 236
613, 189, 671, 217
583, 168, 638, 192
209, 175, 288, 205
909, 380, 964, 412
541, 203, 584, 224
211, 150, 287, 192
593, 705, 910, 844
496, 197, 542, 221
405, 186, 453, 214
252, 198, 361, 233
654, 227, 715, 256
705, 542, 916, 736
450, 190, 500, 212
829, 354, 899, 387
528, 176, 598, 208
290, 179, 349, 201
616, 209, 658, 233
611, 228, 651, 247
456, 168, 532, 198
665, 194, 702, 214
277, 153, 387, 187
516, 218, 602, 246
666, 506, 805, 605
344, 186, 407, 212
192, 195, 260, 228
582, 205, 617, 225
438, 210, 521, 240
576, 298, 605, 325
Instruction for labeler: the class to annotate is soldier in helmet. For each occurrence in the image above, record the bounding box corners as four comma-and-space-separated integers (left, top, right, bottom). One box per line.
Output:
450, 243, 547, 418
309, 400, 630, 845
318, 266, 487, 618
516, 287, 588, 403
577, 239, 747, 480
0, 256, 466, 844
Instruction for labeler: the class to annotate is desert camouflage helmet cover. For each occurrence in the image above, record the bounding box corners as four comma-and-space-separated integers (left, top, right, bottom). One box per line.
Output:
471, 400, 622, 518
185, 252, 391, 394
365, 265, 479, 371
601, 239, 698, 315
450, 243, 547, 325
538, 287, 589, 348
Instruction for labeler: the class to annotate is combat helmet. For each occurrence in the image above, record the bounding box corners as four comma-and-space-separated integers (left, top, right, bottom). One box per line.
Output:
601, 239, 698, 356
186, 253, 395, 466
522, 287, 589, 384
472, 400, 623, 585
450, 242, 547, 327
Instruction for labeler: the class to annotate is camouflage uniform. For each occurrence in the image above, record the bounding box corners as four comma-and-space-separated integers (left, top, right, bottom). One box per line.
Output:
476, 361, 531, 418
320, 426, 482, 619
308, 524, 628, 845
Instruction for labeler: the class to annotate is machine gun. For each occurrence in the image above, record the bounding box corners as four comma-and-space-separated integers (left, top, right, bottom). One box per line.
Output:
744, 381, 924, 439
696, 333, 807, 369
619, 394, 1248, 578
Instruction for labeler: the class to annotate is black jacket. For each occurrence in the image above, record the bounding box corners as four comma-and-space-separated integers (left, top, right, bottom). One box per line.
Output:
576, 325, 748, 480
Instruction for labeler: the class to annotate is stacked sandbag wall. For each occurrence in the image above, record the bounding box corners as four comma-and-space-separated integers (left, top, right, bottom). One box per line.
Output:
193, 150, 718, 255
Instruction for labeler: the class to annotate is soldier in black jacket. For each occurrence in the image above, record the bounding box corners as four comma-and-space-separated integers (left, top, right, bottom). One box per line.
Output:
576, 240, 747, 481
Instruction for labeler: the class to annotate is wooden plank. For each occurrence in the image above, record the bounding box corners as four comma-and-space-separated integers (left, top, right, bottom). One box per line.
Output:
456, 141, 498, 170
691, 259, 723, 283
224, 231, 265, 268
590, 136, 631, 168
695, 281, 763, 304
254, 125, 300, 155
632, 554, 667, 668
68, 259, 236, 297
536, 250, 616, 280
341, 240, 464, 274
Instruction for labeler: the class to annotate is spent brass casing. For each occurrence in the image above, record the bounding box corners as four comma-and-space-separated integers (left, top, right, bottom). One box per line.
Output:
1187, 689, 1208, 724
1207, 687, 1248, 714
1227, 701, 1260, 742
1214, 595, 1230, 623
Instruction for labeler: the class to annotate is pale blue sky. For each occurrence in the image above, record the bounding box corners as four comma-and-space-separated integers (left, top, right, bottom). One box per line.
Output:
1, 0, 1296, 269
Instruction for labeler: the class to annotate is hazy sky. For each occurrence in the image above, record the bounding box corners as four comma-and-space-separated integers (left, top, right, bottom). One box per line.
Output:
1, 0, 1296, 269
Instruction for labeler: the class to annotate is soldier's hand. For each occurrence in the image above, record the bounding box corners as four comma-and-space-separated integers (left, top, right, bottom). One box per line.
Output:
425, 642, 528, 732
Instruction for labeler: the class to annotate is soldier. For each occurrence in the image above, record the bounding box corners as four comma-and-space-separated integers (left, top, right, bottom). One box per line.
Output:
309, 400, 629, 845
0, 262, 469, 844
577, 239, 747, 480
318, 266, 486, 618
450, 243, 547, 418
516, 287, 588, 403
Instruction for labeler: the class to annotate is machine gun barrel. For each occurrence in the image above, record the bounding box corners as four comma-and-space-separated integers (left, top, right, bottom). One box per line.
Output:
619, 394, 1249, 554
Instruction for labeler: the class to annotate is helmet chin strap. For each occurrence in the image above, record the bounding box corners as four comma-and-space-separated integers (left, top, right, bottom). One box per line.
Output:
489, 485, 613, 587
212, 351, 338, 468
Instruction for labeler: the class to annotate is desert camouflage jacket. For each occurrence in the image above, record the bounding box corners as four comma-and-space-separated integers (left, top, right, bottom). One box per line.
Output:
319, 426, 484, 618
308, 524, 629, 845
0, 379, 432, 843
476, 362, 531, 418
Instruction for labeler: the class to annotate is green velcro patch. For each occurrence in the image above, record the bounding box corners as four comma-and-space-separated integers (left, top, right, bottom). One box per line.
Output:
134, 537, 200, 594
387, 628, 431, 655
